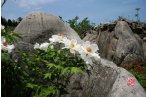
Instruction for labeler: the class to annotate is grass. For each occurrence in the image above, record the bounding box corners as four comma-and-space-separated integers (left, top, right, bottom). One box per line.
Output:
128, 61, 146, 91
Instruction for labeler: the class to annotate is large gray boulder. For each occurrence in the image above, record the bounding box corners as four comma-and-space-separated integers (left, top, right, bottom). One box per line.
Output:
14, 12, 82, 51
113, 21, 144, 65
61, 59, 146, 97
84, 21, 144, 66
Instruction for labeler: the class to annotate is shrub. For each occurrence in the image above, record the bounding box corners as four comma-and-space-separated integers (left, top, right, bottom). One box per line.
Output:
1, 26, 27, 97
1, 25, 100, 97
68, 16, 95, 39
130, 69, 146, 90
20, 47, 85, 97
19, 34, 100, 97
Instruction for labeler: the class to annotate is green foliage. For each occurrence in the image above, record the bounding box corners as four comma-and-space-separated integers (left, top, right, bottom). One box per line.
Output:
1, 26, 85, 97
1, 28, 27, 97
17, 17, 23, 23
68, 16, 95, 39
1, 52, 29, 97
129, 67, 146, 91
20, 46, 85, 97
1, 52, 10, 62
1, 28, 21, 43
1, 16, 22, 28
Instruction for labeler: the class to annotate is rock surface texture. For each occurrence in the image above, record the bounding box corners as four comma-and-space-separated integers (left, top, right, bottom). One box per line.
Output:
14, 12, 146, 97
61, 59, 146, 97
14, 12, 82, 51
84, 21, 144, 66
144, 41, 146, 57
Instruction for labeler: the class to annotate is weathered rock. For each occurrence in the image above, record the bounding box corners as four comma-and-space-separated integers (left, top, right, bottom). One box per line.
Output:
114, 21, 144, 65
84, 21, 144, 66
61, 59, 146, 97
14, 11, 82, 51
83, 33, 97, 43
13, 12, 146, 97
143, 41, 146, 57
143, 37, 146, 41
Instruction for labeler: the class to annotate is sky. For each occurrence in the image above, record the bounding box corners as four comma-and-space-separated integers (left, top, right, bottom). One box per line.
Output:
1, 0, 146, 24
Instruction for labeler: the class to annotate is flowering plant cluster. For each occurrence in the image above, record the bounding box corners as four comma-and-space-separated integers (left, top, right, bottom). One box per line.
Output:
34, 34, 100, 69
19, 34, 100, 97
21, 40, 86, 97
1, 25, 14, 53
1, 36, 15, 53
1, 25, 26, 97
1, 25, 100, 97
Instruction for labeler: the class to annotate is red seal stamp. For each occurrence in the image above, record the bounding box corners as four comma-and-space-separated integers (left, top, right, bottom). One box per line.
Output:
127, 77, 136, 86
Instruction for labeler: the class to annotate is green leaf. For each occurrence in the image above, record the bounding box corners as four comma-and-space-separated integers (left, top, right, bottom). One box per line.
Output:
61, 67, 70, 75
46, 86, 57, 95
70, 67, 83, 73
26, 83, 38, 89
46, 63, 56, 69
1, 52, 10, 62
44, 73, 52, 79
35, 86, 57, 97
22, 71, 29, 77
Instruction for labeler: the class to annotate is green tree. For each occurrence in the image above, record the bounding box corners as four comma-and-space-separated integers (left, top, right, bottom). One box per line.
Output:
1, 17, 20, 29
1, 17, 8, 27
68, 16, 79, 29
17, 17, 23, 23
7, 19, 13, 26
68, 16, 94, 39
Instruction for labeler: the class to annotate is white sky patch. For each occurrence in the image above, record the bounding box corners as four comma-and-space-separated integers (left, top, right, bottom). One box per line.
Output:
17, 0, 57, 7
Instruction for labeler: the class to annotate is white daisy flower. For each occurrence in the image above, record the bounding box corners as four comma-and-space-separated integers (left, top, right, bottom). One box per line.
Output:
79, 41, 100, 65
39, 42, 50, 51
80, 53, 93, 65
64, 39, 81, 54
34, 43, 40, 49
49, 35, 67, 43
1, 25, 5, 30
81, 41, 99, 56
34, 42, 50, 51
7, 44, 15, 53
92, 53, 100, 60
1, 36, 15, 53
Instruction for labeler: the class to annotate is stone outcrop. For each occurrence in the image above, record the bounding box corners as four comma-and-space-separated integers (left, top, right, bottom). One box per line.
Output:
14, 12, 146, 97
14, 12, 82, 52
84, 21, 144, 67
143, 41, 146, 57
61, 59, 146, 97
83, 32, 97, 43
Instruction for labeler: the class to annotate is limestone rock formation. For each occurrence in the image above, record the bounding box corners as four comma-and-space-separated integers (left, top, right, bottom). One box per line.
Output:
13, 12, 146, 97
113, 21, 144, 65
61, 59, 146, 97
143, 41, 146, 57
83, 33, 97, 43
14, 12, 82, 51
84, 21, 144, 66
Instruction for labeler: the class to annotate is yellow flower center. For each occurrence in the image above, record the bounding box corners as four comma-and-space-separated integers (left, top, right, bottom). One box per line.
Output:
86, 47, 92, 53
70, 42, 75, 48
